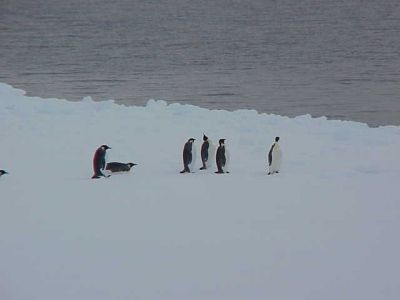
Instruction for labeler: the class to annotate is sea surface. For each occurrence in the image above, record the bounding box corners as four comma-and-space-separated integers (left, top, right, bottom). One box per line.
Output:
0, 0, 399, 126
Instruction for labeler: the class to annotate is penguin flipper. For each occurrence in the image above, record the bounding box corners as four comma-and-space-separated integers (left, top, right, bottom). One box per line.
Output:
268, 145, 274, 166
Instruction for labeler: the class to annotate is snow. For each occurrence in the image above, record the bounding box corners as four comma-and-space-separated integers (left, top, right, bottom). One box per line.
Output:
1, 82, 400, 300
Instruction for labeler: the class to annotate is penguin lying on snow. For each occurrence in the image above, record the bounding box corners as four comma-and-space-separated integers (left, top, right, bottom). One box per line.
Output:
106, 162, 137, 173
92, 144, 111, 179
0, 170, 8, 177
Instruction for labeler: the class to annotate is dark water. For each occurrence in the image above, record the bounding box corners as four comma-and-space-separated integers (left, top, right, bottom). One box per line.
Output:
1, 0, 399, 126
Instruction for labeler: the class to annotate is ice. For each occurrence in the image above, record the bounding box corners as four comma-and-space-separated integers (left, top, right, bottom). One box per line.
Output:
1, 82, 400, 299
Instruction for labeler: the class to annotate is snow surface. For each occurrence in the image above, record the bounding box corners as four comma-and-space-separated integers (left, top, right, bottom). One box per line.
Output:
1, 82, 400, 300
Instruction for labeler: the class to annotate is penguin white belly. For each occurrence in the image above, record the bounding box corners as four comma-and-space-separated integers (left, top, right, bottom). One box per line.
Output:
269, 147, 282, 173
189, 147, 197, 170
223, 148, 230, 172
206, 142, 216, 169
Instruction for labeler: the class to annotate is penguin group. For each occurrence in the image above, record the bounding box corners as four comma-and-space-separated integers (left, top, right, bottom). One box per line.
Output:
1, 137, 281, 180
90, 135, 282, 179
179, 135, 281, 175
91, 144, 137, 179
179, 134, 232, 174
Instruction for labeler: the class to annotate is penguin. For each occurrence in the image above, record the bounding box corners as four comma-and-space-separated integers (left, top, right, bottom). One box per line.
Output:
200, 134, 210, 170
106, 162, 137, 173
91, 144, 111, 179
0, 170, 8, 177
180, 138, 195, 173
268, 137, 282, 175
215, 139, 227, 174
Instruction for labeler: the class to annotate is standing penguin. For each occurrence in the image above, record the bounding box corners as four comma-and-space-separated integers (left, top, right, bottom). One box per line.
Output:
0, 170, 8, 177
91, 144, 111, 179
200, 134, 210, 170
215, 139, 227, 174
268, 137, 282, 175
180, 138, 195, 173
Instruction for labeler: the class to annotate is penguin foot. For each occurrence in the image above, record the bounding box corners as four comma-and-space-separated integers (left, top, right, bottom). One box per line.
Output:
92, 173, 111, 179
215, 171, 224, 174
200, 166, 207, 170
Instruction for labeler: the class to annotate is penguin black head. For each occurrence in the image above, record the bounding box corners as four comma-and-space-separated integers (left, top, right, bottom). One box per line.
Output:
188, 138, 195, 143
127, 163, 138, 168
275, 137, 280, 142
203, 134, 208, 141
0, 170, 8, 176
219, 139, 226, 145
101, 144, 111, 150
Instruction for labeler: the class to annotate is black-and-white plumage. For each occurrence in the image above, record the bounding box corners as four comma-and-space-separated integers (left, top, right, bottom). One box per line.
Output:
268, 137, 282, 175
215, 139, 227, 174
92, 144, 111, 179
106, 162, 137, 173
200, 134, 210, 170
180, 138, 195, 173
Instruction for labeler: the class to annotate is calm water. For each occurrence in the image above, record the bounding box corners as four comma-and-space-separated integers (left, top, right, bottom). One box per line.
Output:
1, 0, 399, 126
